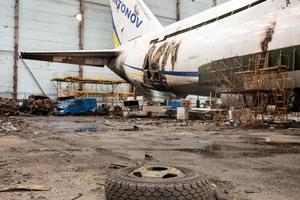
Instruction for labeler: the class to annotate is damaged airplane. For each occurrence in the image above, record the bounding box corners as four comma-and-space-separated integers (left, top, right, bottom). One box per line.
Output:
21, 0, 300, 97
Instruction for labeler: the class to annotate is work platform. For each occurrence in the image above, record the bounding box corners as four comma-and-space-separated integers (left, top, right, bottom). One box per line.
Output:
202, 52, 294, 126
51, 76, 136, 102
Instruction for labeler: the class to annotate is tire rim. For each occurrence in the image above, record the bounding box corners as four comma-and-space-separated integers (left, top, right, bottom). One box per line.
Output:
128, 166, 186, 179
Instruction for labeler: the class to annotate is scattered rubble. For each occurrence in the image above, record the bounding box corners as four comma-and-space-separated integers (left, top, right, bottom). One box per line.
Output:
144, 153, 153, 160
19, 95, 54, 115
70, 193, 83, 200
0, 117, 28, 134
0, 116, 299, 199
118, 125, 140, 131
0, 183, 51, 192
0, 97, 18, 116
109, 164, 128, 169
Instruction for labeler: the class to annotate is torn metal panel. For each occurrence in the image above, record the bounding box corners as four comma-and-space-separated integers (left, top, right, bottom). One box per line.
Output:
142, 40, 181, 89
171, 42, 180, 71
143, 41, 181, 71
151, 42, 169, 70
161, 41, 176, 71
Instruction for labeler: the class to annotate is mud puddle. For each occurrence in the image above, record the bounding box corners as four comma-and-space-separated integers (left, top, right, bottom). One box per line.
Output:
75, 126, 103, 133
45, 121, 103, 133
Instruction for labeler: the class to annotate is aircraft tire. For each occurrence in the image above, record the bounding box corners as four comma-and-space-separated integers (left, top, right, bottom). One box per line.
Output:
105, 166, 216, 200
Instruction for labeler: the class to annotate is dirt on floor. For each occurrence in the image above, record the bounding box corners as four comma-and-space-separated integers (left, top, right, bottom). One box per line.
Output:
0, 116, 299, 200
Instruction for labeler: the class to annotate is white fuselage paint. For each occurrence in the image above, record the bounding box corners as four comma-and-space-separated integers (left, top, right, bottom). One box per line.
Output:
113, 0, 300, 95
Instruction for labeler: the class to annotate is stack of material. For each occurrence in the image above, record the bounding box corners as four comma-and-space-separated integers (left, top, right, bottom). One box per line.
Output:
143, 106, 172, 118
0, 97, 17, 116
24, 95, 54, 115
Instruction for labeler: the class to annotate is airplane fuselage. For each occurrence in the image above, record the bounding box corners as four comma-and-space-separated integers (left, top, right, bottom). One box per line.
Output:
113, 0, 300, 96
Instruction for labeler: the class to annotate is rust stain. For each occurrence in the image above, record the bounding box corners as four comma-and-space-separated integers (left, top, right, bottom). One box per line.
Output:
260, 21, 276, 52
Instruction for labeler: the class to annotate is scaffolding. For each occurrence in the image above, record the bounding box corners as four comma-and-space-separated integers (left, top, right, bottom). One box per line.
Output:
51, 76, 136, 103
206, 52, 294, 127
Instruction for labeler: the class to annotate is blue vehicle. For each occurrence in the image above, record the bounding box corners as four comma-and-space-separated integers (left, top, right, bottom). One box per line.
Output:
56, 98, 97, 116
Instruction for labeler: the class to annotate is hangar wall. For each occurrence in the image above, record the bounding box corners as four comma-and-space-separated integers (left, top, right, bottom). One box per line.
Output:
0, 0, 228, 99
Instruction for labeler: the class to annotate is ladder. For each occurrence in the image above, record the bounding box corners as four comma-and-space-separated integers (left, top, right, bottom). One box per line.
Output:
255, 52, 269, 69
272, 88, 287, 114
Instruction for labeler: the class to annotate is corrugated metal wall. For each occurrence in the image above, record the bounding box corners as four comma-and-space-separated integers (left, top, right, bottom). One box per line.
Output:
0, 0, 15, 98
0, 0, 228, 99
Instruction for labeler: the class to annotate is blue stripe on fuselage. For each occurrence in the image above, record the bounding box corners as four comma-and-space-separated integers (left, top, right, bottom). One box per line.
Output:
123, 64, 199, 77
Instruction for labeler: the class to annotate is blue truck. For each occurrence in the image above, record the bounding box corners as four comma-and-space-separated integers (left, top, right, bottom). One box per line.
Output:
56, 98, 97, 116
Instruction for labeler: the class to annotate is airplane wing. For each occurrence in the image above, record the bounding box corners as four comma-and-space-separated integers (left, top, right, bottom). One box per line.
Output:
20, 49, 120, 67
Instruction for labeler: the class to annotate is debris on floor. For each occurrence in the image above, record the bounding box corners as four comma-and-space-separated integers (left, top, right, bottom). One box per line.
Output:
118, 125, 140, 131
0, 183, 51, 192
144, 153, 153, 160
70, 193, 83, 200
109, 164, 129, 169
0, 117, 28, 134
19, 95, 54, 115
0, 116, 299, 200
0, 97, 18, 116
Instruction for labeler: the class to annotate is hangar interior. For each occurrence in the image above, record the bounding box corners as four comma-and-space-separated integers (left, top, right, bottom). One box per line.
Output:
1, 0, 228, 99
0, 1, 300, 200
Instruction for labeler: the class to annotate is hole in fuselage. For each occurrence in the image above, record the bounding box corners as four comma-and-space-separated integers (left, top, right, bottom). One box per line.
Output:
144, 57, 150, 70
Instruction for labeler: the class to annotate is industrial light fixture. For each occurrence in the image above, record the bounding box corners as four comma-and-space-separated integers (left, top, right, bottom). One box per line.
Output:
75, 13, 82, 21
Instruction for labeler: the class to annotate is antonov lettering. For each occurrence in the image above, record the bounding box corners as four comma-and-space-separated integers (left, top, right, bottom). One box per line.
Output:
112, 0, 143, 28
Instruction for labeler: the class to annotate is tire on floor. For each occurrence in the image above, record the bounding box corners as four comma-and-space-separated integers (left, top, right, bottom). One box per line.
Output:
105, 166, 216, 200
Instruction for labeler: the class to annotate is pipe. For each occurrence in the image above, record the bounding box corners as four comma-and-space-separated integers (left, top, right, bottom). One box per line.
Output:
176, 0, 181, 21
79, 0, 85, 90
213, 0, 218, 7
13, 0, 19, 100
20, 59, 46, 95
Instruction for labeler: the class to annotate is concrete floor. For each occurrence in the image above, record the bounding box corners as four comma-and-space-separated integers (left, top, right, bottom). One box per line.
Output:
0, 116, 300, 200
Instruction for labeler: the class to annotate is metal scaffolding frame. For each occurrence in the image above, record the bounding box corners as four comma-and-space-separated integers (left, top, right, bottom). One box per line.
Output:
51, 76, 136, 103
206, 52, 294, 126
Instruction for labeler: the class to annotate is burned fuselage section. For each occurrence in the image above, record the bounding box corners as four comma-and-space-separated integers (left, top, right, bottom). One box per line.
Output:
142, 41, 180, 90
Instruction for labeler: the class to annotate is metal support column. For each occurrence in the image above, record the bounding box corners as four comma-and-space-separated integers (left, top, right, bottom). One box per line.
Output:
176, 0, 181, 21
213, 0, 218, 7
79, 0, 85, 90
13, 0, 19, 100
